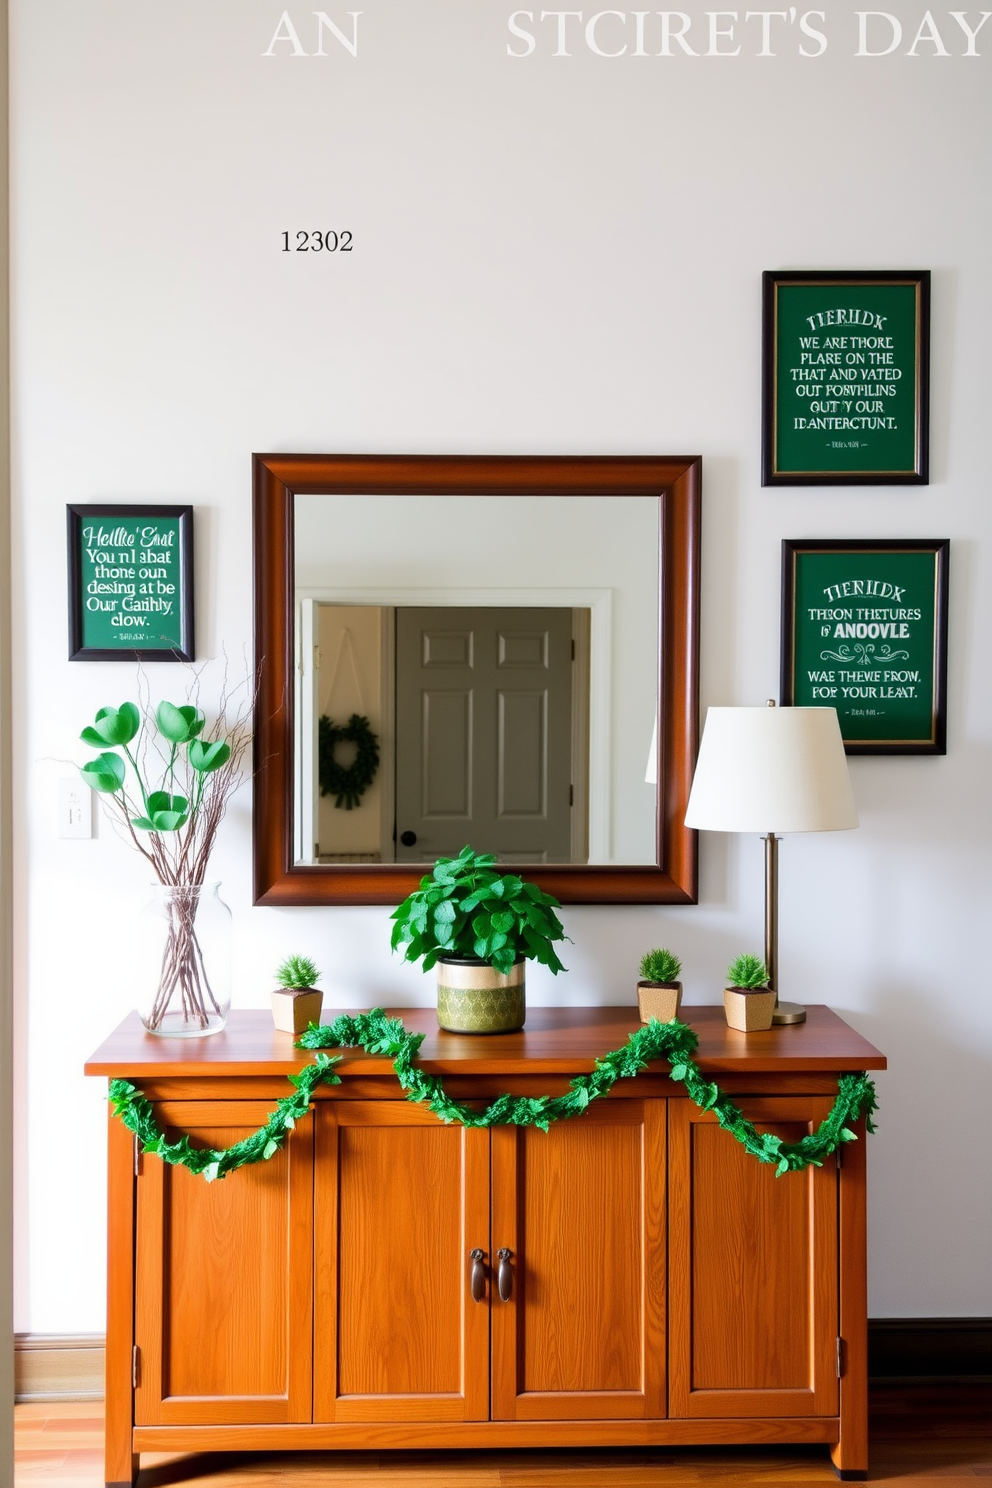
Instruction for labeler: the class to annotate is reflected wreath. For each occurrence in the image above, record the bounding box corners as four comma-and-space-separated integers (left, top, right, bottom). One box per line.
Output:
318, 713, 380, 810
107, 1010, 877, 1183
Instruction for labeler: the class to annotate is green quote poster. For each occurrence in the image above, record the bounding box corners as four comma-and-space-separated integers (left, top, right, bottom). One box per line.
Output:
768, 277, 927, 481
70, 507, 192, 658
786, 545, 946, 749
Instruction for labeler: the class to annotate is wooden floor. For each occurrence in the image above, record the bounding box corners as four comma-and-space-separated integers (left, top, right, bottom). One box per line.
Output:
14, 1386, 992, 1487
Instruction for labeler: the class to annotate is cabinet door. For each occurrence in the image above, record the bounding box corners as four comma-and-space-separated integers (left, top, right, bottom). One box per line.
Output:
491, 1100, 666, 1420
668, 1096, 839, 1419
314, 1102, 490, 1423
135, 1101, 313, 1425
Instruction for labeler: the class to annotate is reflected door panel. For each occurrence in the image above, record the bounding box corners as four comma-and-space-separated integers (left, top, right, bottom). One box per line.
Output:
395, 607, 573, 863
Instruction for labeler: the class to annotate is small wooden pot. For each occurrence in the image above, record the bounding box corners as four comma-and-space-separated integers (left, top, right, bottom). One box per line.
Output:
637, 981, 682, 1024
723, 987, 776, 1032
270, 987, 324, 1035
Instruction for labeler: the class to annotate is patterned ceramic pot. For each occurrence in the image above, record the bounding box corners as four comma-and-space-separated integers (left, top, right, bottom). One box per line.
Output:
436, 957, 526, 1034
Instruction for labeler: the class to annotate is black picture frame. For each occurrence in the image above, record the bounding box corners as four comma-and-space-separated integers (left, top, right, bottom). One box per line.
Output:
762, 270, 930, 486
67, 504, 195, 662
781, 539, 949, 755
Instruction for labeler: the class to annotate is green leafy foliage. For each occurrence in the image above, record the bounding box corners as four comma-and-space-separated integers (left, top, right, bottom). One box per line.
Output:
299, 1012, 877, 1169
389, 845, 569, 976
155, 701, 205, 744
318, 713, 380, 809
78, 696, 237, 838
111, 1011, 878, 1183
131, 791, 190, 833
726, 953, 769, 989
109, 1051, 341, 1182
187, 738, 231, 773
275, 954, 320, 990
639, 947, 682, 983
81, 752, 126, 793
79, 702, 140, 748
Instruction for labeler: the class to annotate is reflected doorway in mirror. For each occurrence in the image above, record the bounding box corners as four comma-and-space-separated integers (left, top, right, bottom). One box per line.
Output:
293, 491, 662, 868
298, 604, 592, 867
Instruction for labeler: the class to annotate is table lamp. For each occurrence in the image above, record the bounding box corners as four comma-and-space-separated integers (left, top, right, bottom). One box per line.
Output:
684, 702, 858, 1025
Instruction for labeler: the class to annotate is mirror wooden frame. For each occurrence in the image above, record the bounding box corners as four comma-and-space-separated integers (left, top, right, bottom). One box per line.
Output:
253, 453, 700, 905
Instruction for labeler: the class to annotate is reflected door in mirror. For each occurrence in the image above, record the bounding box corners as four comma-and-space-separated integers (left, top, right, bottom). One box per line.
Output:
395, 608, 577, 865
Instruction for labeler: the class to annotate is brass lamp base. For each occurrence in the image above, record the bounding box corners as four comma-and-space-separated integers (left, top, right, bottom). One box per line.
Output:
764, 831, 806, 1028
772, 1001, 807, 1026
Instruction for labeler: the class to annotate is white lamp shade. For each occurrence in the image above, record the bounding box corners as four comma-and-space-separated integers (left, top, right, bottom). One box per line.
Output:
684, 706, 858, 834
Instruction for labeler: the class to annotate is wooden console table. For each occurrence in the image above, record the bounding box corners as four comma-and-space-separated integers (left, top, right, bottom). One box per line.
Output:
85, 1005, 885, 1486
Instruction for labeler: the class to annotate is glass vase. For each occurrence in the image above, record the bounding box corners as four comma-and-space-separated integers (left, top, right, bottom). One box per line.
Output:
137, 882, 232, 1037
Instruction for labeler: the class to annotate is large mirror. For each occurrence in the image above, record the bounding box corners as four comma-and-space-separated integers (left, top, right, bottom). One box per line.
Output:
253, 455, 700, 905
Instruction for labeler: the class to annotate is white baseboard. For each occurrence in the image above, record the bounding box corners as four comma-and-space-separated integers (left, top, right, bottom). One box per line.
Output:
14, 1334, 105, 1402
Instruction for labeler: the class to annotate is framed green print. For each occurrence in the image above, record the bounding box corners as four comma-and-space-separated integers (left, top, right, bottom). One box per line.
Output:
781, 539, 949, 755
67, 504, 195, 661
763, 271, 930, 485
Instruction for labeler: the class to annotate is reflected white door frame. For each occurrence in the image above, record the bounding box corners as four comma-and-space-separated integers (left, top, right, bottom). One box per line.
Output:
295, 599, 320, 864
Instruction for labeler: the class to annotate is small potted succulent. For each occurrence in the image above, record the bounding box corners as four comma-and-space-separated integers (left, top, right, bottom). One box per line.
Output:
390, 845, 568, 1033
636, 948, 683, 1024
271, 955, 324, 1035
723, 954, 776, 1032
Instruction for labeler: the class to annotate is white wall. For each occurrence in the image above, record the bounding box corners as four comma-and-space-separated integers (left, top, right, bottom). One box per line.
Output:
10, 0, 992, 1330
1, 1, 15, 1471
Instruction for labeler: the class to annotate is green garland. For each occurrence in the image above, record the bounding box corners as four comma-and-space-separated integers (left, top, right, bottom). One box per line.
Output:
318, 713, 380, 809
299, 1011, 877, 1172
109, 1011, 877, 1182
109, 1053, 341, 1182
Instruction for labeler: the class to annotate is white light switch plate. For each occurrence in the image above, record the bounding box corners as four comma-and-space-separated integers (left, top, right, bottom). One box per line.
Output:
59, 778, 93, 839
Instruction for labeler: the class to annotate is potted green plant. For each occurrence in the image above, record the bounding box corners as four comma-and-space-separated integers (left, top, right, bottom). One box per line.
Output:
271, 955, 324, 1035
636, 948, 683, 1023
390, 845, 568, 1033
724, 953, 776, 1032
